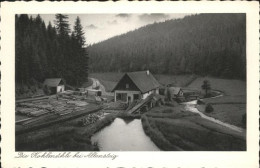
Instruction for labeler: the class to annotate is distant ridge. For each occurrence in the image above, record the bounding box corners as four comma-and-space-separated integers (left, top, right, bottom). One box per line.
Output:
89, 14, 246, 79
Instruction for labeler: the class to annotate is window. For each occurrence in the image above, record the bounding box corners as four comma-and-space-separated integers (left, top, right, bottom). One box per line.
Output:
116, 93, 122, 100
126, 83, 129, 89
116, 93, 127, 102
134, 94, 139, 100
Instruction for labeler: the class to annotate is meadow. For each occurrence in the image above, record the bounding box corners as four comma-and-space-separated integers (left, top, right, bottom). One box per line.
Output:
188, 77, 246, 128
142, 106, 246, 151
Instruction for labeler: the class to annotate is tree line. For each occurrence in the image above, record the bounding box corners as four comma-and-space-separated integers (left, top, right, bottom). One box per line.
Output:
15, 14, 88, 87
89, 13, 246, 79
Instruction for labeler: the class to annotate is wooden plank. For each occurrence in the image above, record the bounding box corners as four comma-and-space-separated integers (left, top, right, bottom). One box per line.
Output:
16, 96, 49, 103
15, 117, 33, 124
127, 95, 153, 114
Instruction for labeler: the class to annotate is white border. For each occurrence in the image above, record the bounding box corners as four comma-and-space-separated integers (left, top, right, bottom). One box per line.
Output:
1, 2, 259, 168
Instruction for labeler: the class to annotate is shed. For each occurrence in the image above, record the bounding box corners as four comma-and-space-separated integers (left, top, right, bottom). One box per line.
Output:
43, 78, 65, 94
167, 87, 184, 98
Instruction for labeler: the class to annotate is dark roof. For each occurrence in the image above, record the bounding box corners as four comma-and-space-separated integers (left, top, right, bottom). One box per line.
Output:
168, 87, 182, 95
43, 78, 64, 87
113, 71, 160, 93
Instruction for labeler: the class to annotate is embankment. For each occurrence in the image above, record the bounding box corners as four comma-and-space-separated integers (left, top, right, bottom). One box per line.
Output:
141, 106, 246, 151
16, 112, 118, 151
141, 114, 183, 151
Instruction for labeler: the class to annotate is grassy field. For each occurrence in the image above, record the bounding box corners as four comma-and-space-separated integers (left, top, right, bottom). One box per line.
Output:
89, 72, 197, 91
153, 74, 197, 86
188, 77, 246, 127
197, 104, 246, 128
142, 106, 246, 151
188, 77, 246, 96
89, 72, 124, 82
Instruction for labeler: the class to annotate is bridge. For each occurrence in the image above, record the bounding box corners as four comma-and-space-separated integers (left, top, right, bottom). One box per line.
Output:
126, 94, 162, 114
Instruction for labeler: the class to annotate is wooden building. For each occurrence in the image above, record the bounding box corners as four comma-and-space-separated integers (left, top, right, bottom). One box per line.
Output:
167, 87, 184, 98
112, 70, 160, 103
43, 78, 65, 94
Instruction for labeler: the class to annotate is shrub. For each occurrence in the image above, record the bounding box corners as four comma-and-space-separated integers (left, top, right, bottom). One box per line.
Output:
205, 103, 214, 113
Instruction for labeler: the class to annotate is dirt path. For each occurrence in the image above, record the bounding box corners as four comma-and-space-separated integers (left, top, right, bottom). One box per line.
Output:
183, 100, 245, 133
87, 78, 113, 96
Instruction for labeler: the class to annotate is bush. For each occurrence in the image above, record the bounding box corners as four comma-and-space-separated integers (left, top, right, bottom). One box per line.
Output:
205, 103, 214, 113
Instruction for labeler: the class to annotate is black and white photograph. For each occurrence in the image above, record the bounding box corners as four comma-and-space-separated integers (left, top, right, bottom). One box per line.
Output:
1, 2, 259, 168
15, 13, 247, 151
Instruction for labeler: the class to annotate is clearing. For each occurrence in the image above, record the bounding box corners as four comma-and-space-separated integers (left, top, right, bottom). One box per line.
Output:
188, 77, 246, 128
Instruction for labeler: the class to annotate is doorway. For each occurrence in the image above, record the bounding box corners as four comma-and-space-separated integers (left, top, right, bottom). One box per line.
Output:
128, 96, 132, 103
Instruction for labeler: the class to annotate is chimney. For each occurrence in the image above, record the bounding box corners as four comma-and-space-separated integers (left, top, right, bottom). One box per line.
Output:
146, 70, 149, 75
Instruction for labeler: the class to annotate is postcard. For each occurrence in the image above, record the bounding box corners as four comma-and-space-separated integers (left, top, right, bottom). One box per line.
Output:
1, 1, 259, 168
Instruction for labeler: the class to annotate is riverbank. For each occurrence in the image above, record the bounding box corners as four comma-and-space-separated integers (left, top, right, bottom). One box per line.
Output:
141, 105, 246, 151
16, 111, 118, 151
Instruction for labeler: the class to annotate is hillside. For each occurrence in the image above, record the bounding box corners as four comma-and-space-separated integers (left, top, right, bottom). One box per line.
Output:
88, 14, 246, 79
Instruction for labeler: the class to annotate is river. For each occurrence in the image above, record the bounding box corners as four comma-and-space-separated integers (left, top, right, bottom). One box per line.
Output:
91, 118, 160, 151
90, 81, 244, 150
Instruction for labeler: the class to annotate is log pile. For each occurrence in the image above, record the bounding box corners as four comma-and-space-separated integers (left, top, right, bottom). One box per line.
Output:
105, 101, 127, 110
16, 107, 38, 115
67, 100, 88, 106
16, 92, 95, 126
78, 112, 104, 126
18, 102, 53, 111
58, 109, 73, 116
28, 109, 49, 117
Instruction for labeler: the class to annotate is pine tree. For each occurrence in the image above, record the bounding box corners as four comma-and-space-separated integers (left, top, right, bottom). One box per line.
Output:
54, 14, 71, 78
54, 14, 70, 36
72, 16, 88, 83
201, 80, 211, 97
73, 16, 86, 48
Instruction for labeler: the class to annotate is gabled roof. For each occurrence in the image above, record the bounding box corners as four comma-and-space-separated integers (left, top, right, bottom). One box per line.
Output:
113, 71, 160, 93
43, 78, 64, 87
168, 87, 182, 95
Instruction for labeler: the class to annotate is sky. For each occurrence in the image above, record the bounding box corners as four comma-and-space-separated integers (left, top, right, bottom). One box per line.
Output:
33, 14, 191, 45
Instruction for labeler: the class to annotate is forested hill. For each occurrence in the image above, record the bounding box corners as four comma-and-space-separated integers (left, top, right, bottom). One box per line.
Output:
88, 14, 246, 79
15, 14, 88, 86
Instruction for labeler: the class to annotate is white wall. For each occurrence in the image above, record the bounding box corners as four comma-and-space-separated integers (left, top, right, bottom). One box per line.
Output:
142, 88, 159, 99
57, 85, 65, 93
114, 90, 141, 102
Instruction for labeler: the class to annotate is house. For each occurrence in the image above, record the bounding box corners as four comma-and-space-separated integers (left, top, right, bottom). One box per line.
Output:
43, 78, 65, 94
167, 87, 184, 98
112, 70, 160, 103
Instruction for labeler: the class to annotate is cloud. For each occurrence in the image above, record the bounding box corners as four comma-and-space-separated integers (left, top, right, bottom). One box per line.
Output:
115, 14, 131, 18
86, 24, 98, 29
139, 14, 170, 22
107, 20, 118, 25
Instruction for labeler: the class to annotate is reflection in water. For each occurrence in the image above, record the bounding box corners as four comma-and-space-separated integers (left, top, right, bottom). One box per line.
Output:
91, 118, 160, 151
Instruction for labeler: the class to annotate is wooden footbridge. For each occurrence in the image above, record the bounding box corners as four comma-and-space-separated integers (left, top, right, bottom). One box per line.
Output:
126, 94, 162, 114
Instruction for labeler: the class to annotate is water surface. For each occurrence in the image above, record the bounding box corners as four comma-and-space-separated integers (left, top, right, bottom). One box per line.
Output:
91, 118, 160, 151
